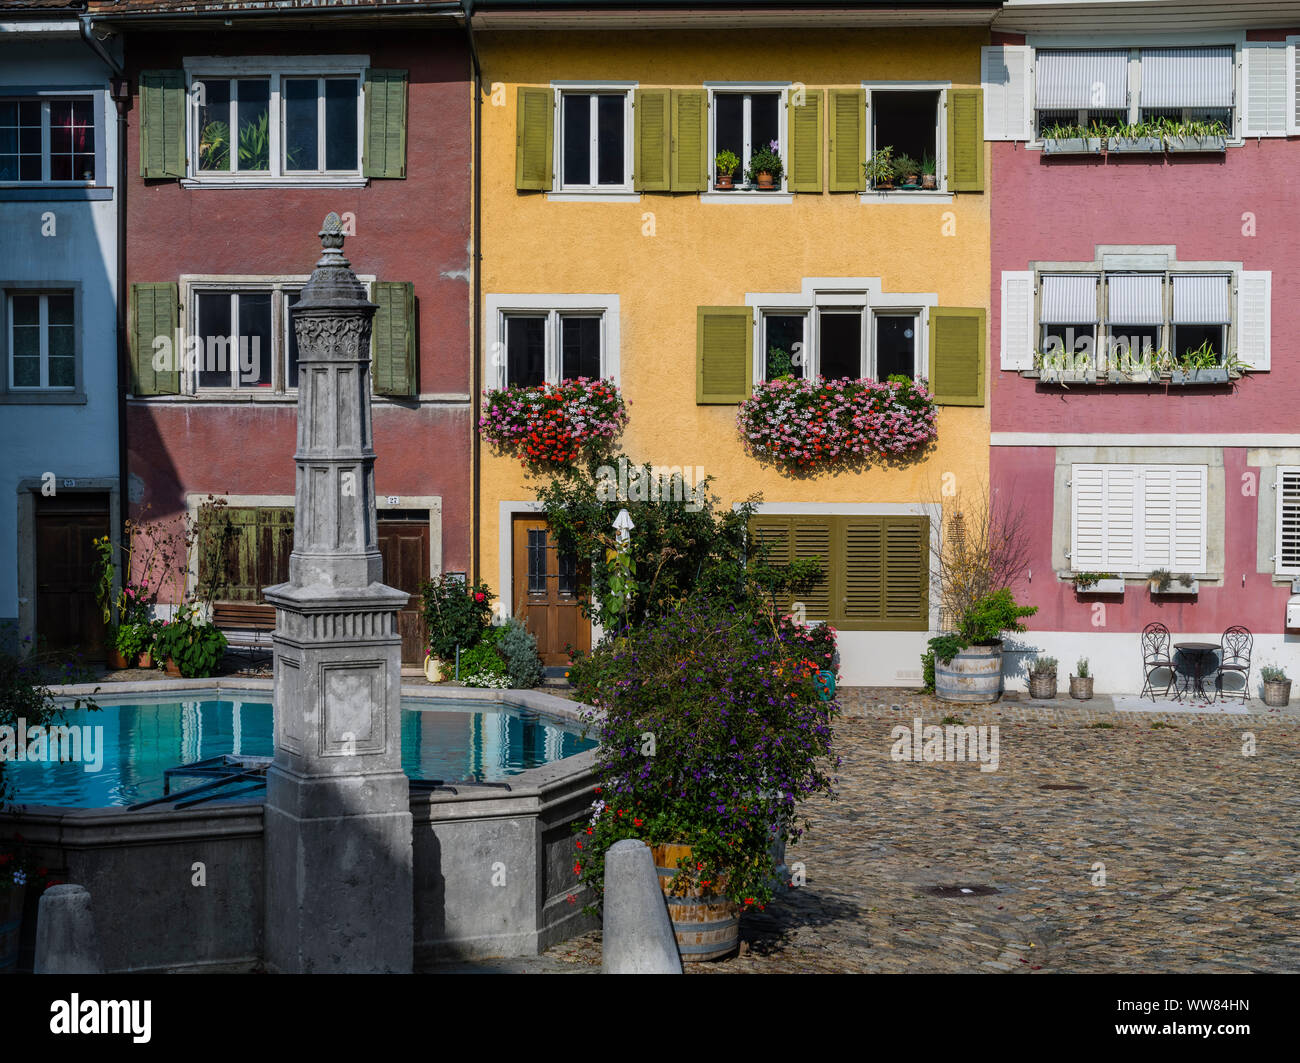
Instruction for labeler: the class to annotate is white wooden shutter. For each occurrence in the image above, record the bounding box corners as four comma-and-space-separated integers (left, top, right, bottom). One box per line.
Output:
1276, 466, 1300, 575
1141, 466, 1174, 570
1237, 270, 1271, 370
1071, 464, 1106, 570
1243, 42, 1288, 138
1288, 37, 1300, 135
1000, 270, 1035, 369
982, 45, 1031, 141
1170, 466, 1208, 573
1103, 466, 1140, 571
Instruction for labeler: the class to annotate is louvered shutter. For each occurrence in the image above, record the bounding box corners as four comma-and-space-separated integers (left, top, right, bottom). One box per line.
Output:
362, 69, 408, 178
1243, 42, 1288, 138
828, 90, 864, 192
787, 89, 823, 193
1237, 271, 1271, 370
372, 281, 416, 397
139, 70, 186, 179
750, 517, 793, 612
1102, 465, 1139, 571
1170, 466, 1207, 573
633, 89, 670, 192
1291, 36, 1300, 135
882, 517, 929, 631
982, 45, 1031, 141
1000, 271, 1035, 370
130, 282, 179, 396
842, 518, 884, 625
1276, 467, 1300, 576
946, 89, 984, 192
792, 518, 833, 621
696, 306, 752, 404
929, 307, 986, 405
515, 87, 554, 191
1141, 466, 1174, 569
670, 89, 707, 192
257, 508, 295, 594
1071, 465, 1107, 570
200, 506, 259, 602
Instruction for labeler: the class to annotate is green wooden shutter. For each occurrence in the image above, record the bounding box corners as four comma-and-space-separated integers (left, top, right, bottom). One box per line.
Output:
841, 517, 884, 626
372, 281, 417, 397
929, 307, 986, 406
791, 517, 834, 621
749, 516, 793, 613
139, 70, 186, 179
199, 506, 259, 602
257, 508, 295, 594
634, 88, 670, 192
828, 89, 865, 192
363, 69, 408, 179
946, 88, 984, 192
515, 87, 554, 191
129, 282, 179, 396
840, 515, 929, 630
787, 89, 823, 193
696, 306, 752, 404
670, 89, 707, 192
882, 516, 929, 631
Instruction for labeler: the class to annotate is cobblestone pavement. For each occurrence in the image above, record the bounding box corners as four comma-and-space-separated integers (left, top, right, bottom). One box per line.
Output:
526, 688, 1300, 974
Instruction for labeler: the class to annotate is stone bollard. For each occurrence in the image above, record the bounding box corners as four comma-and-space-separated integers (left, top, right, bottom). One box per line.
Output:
34, 884, 105, 974
601, 839, 682, 974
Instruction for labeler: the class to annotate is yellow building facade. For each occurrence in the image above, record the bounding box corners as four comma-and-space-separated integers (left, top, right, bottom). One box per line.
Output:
475, 22, 992, 686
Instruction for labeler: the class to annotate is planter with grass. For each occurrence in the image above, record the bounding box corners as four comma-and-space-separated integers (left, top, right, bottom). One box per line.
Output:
1107, 135, 1163, 153
1028, 656, 1058, 700
1164, 134, 1226, 153
1261, 666, 1291, 708
1070, 658, 1094, 700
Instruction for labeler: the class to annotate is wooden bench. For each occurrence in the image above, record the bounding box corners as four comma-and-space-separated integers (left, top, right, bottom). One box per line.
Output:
212, 602, 276, 664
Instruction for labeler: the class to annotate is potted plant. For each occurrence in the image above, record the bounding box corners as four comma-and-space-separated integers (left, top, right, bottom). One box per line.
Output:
1147, 568, 1173, 593
1035, 347, 1096, 385
745, 140, 784, 190
1161, 117, 1228, 154
1028, 655, 1058, 699
114, 622, 154, 669
714, 149, 740, 191
1071, 571, 1123, 594
1070, 658, 1093, 700
931, 588, 1038, 704
1107, 120, 1162, 153
893, 153, 921, 188
421, 573, 496, 679
1041, 121, 1103, 155
1171, 339, 1228, 385
1261, 665, 1291, 707
920, 152, 937, 190
152, 605, 228, 679
864, 145, 896, 190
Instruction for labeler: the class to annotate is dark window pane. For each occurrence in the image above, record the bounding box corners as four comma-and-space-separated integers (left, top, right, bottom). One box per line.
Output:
561, 316, 601, 380
1107, 326, 1160, 371
12, 354, 39, 387
596, 94, 624, 185
872, 90, 940, 181
875, 316, 916, 380
819, 312, 862, 380
196, 292, 232, 388
49, 351, 75, 388
236, 79, 270, 171
506, 316, 546, 387
49, 155, 71, 181
47, 294, 73, 327
527, 529, 548, 594
11, 293, 39, 328
765, 315, 805, 379
285, 291, 302, 389
715, 93, 743, 165
284, 78, 319, 171
563, 93, 591, 186
19, 154, 41, 180
1174, 325, 1224, 363
557, 547, 577, 597
1042, 324, 1096, 362
0, 102, 14, 125
237, 292, 273, 387
324, 78, 358, 171
751, 93, 780, 157
197, 79, 232, 172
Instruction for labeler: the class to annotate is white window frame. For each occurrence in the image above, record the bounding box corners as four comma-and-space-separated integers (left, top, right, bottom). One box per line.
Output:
706, 82, 789, 194
863, 81, 949, 195
183, 55, 367, 187
1070, 462, 1208, 574
0, 92, 99, 186
180, 274, 374, 398
6, 289, 77, 391
552, 82, 635, 194
484, 293, 621, 391
1275, 465, 1300, 577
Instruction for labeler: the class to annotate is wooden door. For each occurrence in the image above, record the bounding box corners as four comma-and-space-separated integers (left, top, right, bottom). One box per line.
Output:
511, 516, 589, 668
35, 493, 110, 659
377, 515, 430, 665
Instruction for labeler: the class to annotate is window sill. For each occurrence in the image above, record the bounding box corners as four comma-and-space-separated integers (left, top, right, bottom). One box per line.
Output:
0, 391, 87, 405
859, 190, 952, 204
180, 176, 368, 190
127, 392, 457, 405
700, 191, 793, 204
0, 186, 112, 201
545, 190, 640, 202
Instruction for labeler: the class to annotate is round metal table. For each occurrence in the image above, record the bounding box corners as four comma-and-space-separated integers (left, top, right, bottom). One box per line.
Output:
1174, 642, 1219, 701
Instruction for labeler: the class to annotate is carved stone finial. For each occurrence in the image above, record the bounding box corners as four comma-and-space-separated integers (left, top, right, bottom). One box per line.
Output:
320, 211, 345, 250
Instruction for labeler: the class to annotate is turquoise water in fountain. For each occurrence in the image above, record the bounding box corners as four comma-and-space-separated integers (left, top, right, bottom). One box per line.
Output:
4, 696, 595, 808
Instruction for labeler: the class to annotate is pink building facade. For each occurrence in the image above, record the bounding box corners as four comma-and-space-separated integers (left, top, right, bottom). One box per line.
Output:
984, 11, 1300, 693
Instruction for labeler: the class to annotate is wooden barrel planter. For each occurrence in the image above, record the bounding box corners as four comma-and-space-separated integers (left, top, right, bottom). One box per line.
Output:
935, 643, 1003, 703
650, 843, 740, 962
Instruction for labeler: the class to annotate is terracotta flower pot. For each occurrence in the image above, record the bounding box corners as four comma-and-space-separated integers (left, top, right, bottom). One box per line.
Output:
106, 648, 130, 670
138, 651, 153, 670
164, 657, 182, 678
716, 173, 734, 190
756, 171, 774, 190
922, 174, 937, 190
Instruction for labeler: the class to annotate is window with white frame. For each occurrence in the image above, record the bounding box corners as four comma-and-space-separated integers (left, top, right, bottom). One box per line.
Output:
1070, 463, 1208, 573
1137, 46, 1234, 127
0, 97, 95, 183
867, 86, 943, 190
1034, 49, 1129, 136
188, 59, 364, 180
557, 89, 631, 191
6, 290, 75, 390
762, 313, 807, 380
499, 309, 607, 388
710, 87, 784, 191
757, 303, 925, 383
1275, 467, 1300, 576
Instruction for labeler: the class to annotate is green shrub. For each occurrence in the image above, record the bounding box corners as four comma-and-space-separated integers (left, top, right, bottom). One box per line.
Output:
421, 575, 494, 659
959, 588, 1037, 645
153, 610, 228, 678
497, 617, 544, 689
115, 622, 153, 662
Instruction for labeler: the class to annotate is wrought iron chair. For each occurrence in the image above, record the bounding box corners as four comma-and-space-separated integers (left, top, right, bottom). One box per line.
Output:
1140, 622, 1177, 701
1216, 626, 1253, 705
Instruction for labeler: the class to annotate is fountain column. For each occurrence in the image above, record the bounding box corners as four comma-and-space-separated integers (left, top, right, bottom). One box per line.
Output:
263, 214, 412, 973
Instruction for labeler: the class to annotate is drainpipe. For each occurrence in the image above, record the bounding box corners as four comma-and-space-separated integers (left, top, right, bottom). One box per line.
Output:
461, 0, 484, 584
79, 16, 129, 554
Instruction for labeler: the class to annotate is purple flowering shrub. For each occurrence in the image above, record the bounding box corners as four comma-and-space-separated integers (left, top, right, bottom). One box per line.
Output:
570, 600, 839, 910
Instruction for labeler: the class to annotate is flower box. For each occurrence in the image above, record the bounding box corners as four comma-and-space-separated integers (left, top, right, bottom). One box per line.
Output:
1164, 135, 1226, 153
1151, 580, 1199, 596
1106, 368, 1155, 384
1171, 367, 1229, 385
1039, 367, 1096, 385
479, 377, 628, 468
1107, 136, 1163, 153
1075, 577, 1125, 595
1043, 137, 1102, 155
